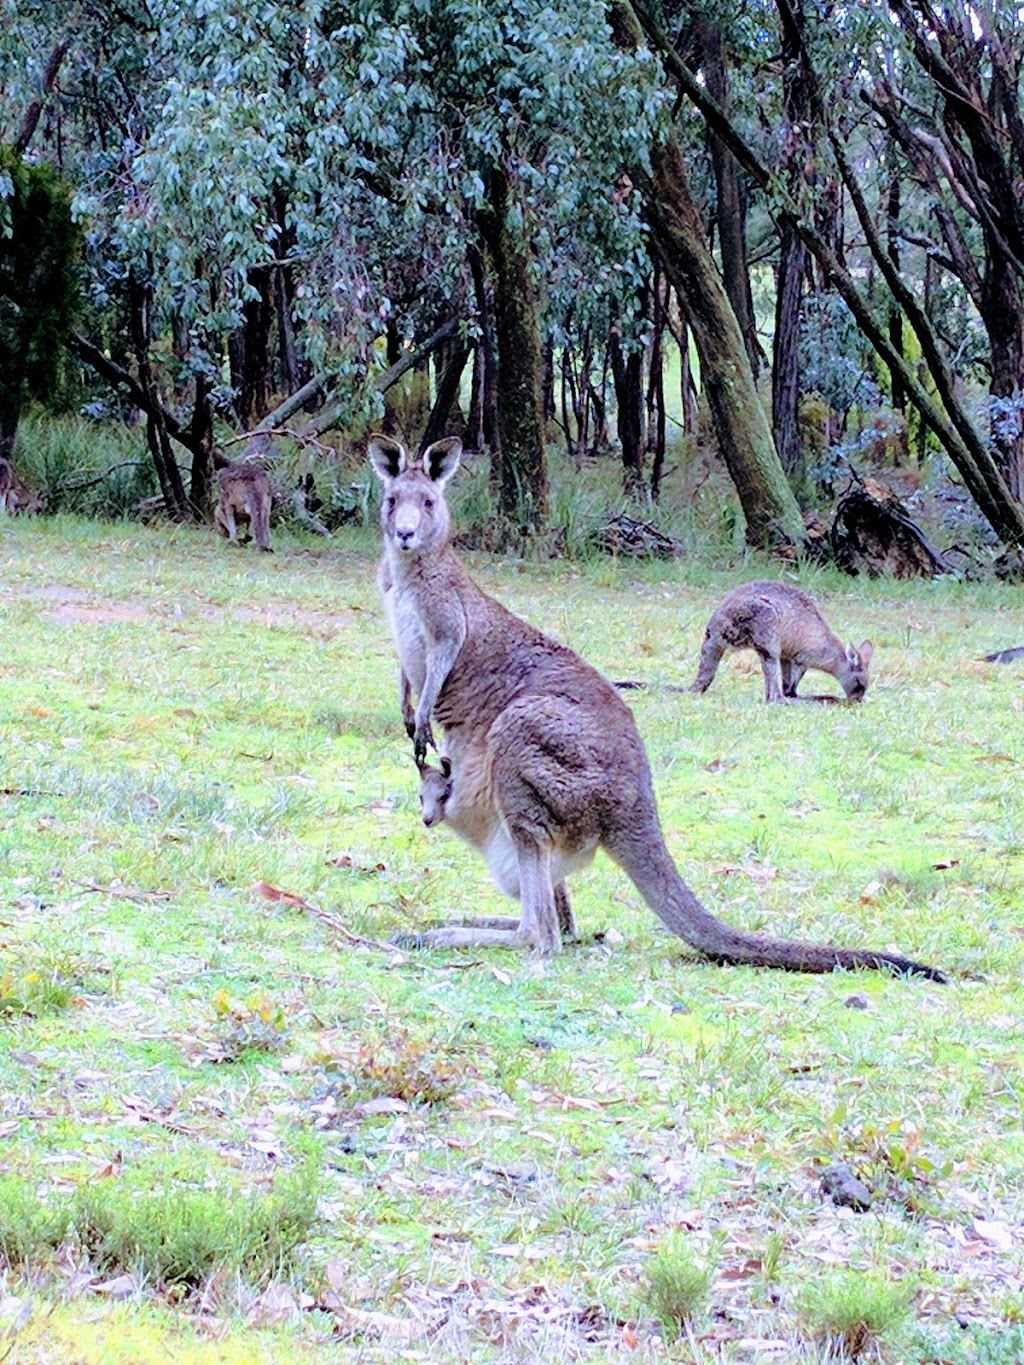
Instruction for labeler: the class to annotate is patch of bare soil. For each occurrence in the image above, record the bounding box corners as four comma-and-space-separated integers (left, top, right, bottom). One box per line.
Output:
13, 582, 357, 634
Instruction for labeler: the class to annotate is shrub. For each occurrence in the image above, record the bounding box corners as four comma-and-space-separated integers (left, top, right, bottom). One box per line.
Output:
798, 1268, 914, 1358
642, 1235, 714, 1337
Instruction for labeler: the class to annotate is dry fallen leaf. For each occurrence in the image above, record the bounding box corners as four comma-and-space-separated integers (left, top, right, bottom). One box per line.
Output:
972, 1217, 1013, 1253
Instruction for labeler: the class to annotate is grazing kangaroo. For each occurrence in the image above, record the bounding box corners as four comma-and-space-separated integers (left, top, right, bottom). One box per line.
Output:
691, 581, 873, 703
372, 434, 942, 980
215, 461, 273, 552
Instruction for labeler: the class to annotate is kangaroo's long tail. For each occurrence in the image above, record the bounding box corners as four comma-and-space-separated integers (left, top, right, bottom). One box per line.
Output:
606, 819, 946, 982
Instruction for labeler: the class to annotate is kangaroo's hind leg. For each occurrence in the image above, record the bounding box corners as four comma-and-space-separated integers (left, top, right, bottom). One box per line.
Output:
781, 660, 806, 698
757, 648, 786, 703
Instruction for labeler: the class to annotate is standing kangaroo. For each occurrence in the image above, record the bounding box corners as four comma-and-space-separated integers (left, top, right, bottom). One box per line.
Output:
691, 581, 873, 703
215, 461, 273, 552
372, 434, 942, 979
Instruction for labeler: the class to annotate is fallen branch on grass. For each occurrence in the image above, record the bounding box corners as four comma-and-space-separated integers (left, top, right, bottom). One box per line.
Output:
74, 879, 172, 902
250, 880, 400, 953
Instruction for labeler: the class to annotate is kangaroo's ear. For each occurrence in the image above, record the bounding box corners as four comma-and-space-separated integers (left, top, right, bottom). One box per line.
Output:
421, 437, 462, 486
857, 639, 874, 666
440, 754, 453, 778
368, 434, 407, 482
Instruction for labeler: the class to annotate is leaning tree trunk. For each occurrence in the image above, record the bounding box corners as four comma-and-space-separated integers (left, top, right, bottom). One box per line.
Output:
478, 166, 548, 527
420, 338, 470, 452
128, 270, 188, 520
647, 134, 805, 549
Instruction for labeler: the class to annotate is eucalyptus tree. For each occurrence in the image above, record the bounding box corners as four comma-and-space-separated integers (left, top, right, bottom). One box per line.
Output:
626, 0, 1024, 555
311, 0, 665, 525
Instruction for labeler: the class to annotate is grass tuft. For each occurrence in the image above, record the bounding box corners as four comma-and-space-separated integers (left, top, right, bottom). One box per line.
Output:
797, 1269, 914, 1358
641, 1234, 715, 1337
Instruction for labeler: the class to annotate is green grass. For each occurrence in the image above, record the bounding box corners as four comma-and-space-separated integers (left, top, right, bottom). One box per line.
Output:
797, 1269, 914, 1358
642, 1234, 716, 1337
0, 512, 1023, 1360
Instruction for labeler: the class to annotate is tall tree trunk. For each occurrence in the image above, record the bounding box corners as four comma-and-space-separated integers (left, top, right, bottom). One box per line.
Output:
647, 134, 805, 549
701, 22, 760, 379
468, 242, 501, 473
772, 229, 807, 491
772, 0, 812, 492
189, 368, 214, 512
886, 171, 906, 419
478, 165, 548, 527
468, 342, 484, 450
420, 339, 470, 451
609, 306, 646, 496
129, 270, 187, 520
228, 269, 275, 425
648, 270, 667, 501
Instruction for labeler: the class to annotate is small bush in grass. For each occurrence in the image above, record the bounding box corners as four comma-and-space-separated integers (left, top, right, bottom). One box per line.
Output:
0, 948, 112, 1018
203, 991, 290, 1062
320, 1027, 463, 1107
798, 1268, 914, 1358
0, 1176, 71, 1267
72, 1151, 322, 1286
642, 1235, 714, 1337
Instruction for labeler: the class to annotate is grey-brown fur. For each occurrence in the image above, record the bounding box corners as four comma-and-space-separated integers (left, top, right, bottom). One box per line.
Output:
215, 462, 272, 552
371, 434, 942, 980
0, 456, 43, 515
416, 752, 576, 938
691, 580, 873, 703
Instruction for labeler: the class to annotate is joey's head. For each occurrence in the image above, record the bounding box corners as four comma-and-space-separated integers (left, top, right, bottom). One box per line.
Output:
417, 754, 453, 828
369, 434, 462, 558
839, 639, 874, 701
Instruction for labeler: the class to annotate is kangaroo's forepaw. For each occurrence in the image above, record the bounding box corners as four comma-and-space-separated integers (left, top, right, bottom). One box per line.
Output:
412, 724, 435, 764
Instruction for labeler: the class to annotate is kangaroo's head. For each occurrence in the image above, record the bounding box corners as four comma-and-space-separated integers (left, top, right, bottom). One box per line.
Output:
369, 434, 462, 558
417, 754, 453, 827
839, 639, 874, 701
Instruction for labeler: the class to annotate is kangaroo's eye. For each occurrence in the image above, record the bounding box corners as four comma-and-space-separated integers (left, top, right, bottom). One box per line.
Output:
424, 498, 434, 511
386, 496, 396, 510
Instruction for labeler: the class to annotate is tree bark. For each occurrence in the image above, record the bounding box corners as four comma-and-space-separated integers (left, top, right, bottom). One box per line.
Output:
189, 368, 214, 511
228, 268, 275, 426
609, 309, 646, 496
624, 0, 1024, 551
467, 242, 500, 465
478, 165, 548, 526
772, 0, 813, 492
13, 38, 70, 156
700, 21, 760, 379
128, 270, 188, 520
419, 338, 470, 452
886, 171, 906, 417
647, 134, 805, 548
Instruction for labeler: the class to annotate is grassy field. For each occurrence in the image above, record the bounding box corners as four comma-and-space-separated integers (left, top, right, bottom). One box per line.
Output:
0, 513, 1023, 1363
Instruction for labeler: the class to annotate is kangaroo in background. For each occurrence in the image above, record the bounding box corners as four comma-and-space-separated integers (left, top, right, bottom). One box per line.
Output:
215, 461, 273, 552
372, 433, 942, 980
0, 456, 44, 515
691, 581, 873, 703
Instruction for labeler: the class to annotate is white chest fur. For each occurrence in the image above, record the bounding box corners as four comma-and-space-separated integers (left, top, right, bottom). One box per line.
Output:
382, 575, 428, 695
